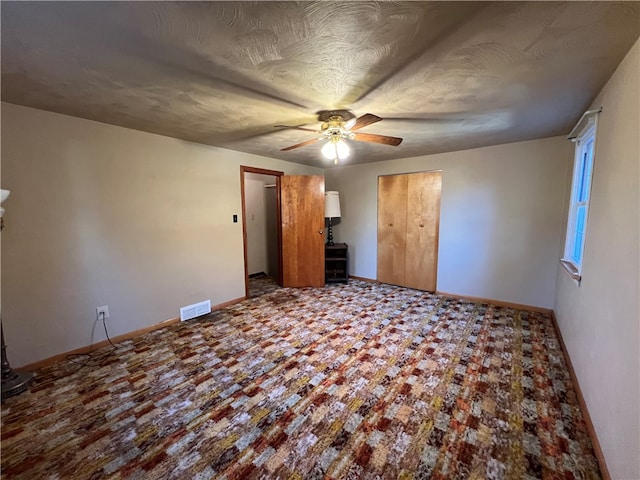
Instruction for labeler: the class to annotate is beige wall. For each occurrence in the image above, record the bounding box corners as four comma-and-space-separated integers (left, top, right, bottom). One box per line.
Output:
245, 176, 269, 275
245, 172, 278, 276
325, 136, 572, 308
554, 39, 639, 479
0, 103, 321, 367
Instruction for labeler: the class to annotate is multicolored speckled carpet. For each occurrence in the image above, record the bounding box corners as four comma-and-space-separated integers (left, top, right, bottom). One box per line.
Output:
1, 278, 600, 479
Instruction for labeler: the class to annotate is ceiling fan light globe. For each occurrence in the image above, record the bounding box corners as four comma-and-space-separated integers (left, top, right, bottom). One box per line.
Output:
321, 140, 337, 160
336, 139, 350, 159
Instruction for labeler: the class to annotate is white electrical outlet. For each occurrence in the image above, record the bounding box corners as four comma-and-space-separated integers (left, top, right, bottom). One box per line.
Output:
96, 305, 109, 320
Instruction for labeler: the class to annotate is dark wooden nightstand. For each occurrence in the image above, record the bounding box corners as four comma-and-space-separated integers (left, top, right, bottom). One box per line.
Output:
325, 243, 348, 283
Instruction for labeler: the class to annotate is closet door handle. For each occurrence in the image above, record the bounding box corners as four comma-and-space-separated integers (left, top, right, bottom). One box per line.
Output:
319, 229, 324, 234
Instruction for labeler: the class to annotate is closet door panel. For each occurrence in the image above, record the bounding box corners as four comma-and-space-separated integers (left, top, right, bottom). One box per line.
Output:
405, 171, 442, 291
377, 174, 408, 286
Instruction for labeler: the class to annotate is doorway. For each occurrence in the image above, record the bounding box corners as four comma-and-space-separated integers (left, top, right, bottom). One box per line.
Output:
241, 166, 284, 298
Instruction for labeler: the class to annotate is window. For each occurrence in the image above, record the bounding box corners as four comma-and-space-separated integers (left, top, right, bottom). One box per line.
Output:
562, 114, 598, 281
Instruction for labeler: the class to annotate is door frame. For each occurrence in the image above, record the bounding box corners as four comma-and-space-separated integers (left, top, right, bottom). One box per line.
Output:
240, 166, 284, 298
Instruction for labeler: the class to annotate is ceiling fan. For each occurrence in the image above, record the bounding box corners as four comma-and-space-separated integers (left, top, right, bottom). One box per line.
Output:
276, 110, 403, 163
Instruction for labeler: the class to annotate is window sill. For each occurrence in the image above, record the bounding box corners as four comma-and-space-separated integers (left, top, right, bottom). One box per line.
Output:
560, 260, 581, 283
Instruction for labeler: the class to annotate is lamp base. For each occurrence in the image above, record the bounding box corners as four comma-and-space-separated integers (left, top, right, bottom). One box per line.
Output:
1, 323, 34, 399
2, 369, 34, 399
326, 218, 335, 246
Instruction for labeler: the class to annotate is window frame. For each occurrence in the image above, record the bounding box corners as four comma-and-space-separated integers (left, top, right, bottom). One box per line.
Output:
562, 115, 598, 281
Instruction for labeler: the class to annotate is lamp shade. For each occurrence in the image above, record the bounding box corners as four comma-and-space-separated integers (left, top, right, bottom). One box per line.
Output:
324, 191, 341, 218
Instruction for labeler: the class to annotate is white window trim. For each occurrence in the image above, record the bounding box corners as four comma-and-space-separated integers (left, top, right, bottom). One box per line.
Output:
561, 110, 600, 282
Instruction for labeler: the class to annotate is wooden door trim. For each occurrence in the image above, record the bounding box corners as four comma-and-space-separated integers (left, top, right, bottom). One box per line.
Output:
240, 166, 284, 298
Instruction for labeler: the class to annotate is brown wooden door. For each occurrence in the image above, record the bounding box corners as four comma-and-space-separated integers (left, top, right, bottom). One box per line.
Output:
405, 172, 441, 291
377, 171, 441, 291
377, 174, 408, 286
281, 175, 325, 287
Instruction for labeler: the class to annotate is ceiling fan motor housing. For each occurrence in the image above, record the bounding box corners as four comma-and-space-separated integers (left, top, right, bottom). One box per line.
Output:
316, 109, 355, 123
322, 115, 356, 142
322, 115, 345, 129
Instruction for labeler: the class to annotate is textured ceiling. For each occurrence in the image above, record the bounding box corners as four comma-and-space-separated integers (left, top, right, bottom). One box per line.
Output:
2, 2, 639, 167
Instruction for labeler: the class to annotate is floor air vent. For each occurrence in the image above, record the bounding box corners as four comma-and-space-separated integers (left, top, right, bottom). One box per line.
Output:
180, 300, 211, 321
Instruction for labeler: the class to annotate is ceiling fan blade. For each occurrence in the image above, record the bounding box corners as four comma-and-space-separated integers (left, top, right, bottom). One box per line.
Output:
353, 132, 403, 146
280, 137, 321, 151
350, 113, 383, 131
274, 125, 320, 133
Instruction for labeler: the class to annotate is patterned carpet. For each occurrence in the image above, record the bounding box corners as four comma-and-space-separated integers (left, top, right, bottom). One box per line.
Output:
1, 278, 601, 479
